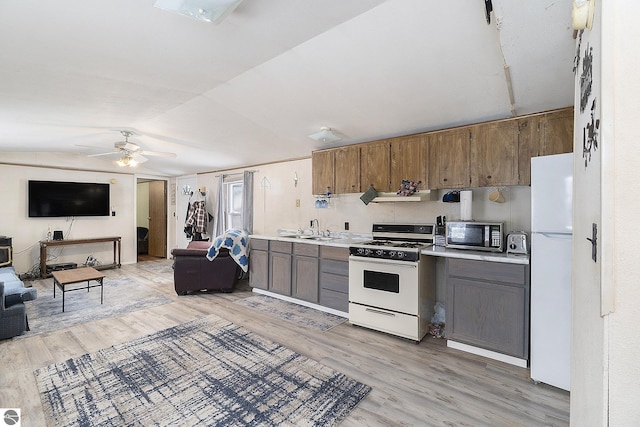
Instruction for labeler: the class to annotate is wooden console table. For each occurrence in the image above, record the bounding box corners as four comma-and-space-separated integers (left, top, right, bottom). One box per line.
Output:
40, 237, 121, 278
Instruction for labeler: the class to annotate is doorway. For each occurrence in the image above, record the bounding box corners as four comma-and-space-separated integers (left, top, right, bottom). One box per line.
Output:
137, 179, 168, 261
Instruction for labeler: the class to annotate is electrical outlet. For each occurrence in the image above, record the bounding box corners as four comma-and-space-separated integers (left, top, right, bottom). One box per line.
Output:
296, 199, 300, 207
344, 222, 349, 230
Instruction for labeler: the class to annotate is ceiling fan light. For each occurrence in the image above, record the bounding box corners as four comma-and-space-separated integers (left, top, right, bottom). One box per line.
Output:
153, 0, 243, 24
117, 154, 137, 167
309, 127, 341, 143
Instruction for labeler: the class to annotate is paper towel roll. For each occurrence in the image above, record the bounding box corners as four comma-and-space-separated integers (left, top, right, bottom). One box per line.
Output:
460, 190, 473, 220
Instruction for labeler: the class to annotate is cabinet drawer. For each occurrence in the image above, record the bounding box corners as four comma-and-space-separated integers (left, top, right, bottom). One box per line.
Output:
320, 271, 349, 293
270, 240, 292, 254
249, 238, 269, 251
320, 259, 349, 276
447, 258, 526, 285
294, 242, 319, 257
320, 246, 349, 262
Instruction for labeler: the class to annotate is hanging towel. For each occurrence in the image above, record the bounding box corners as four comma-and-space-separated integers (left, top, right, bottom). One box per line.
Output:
206, 228, 249, 272
360, 185, 378, 205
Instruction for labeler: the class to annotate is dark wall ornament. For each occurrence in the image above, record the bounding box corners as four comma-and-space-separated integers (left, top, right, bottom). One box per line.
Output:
583, 98, 600, 167
573, 30, 583, 74
579, 43, 593, 114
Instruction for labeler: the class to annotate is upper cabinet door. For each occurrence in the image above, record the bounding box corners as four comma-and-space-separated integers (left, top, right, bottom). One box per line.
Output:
518, 107, 573, 185
542, 108, 574, 156
470, 120, 519, 187
517, 114, 543, 186
428, 128, 471, 189
334, 146, 360, 194
312, 150, 334, 195
390, 135, 428, 192
360, 140, 391, 192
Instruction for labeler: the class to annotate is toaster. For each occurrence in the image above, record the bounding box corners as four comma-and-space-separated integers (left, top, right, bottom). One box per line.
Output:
506, 232, 529, 255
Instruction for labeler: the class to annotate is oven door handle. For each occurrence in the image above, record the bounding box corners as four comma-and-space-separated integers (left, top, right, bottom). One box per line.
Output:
349, 256, 418, 268
365, 307, 396, 317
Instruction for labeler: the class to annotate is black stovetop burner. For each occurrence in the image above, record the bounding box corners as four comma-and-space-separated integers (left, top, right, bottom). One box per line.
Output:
359, 240, 431, 249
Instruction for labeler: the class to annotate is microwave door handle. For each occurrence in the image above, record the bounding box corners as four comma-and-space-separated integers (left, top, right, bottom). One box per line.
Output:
484, 226, 490, 247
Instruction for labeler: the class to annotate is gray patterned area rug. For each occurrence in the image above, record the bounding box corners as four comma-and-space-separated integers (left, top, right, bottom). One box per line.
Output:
234, 295, 346, 331
35, 315, 371, 426
22, 276, 171, 337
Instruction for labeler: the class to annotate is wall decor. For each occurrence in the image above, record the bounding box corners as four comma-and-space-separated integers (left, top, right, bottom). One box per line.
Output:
582, 98, 600, 167
579, 43, 593, 114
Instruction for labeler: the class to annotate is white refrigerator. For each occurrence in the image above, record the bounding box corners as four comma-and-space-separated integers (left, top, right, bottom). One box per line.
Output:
530, 153, 573, 391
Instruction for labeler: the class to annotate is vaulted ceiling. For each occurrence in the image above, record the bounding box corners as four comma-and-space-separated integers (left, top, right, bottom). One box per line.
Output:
0, 0, 576, 176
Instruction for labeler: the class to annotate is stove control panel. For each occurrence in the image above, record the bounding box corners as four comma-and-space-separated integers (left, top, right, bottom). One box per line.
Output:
349, 246, 420, 262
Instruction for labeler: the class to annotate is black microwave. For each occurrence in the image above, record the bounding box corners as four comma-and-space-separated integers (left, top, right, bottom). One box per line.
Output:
445, 221, 504, 252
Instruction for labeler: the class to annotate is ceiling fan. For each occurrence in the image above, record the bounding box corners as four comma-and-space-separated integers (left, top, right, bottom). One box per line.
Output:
87, 130, 177, 167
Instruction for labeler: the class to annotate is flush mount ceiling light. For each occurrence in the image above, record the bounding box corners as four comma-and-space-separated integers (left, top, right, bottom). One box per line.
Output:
153, 0, 243, 24
309, 127, 341, 143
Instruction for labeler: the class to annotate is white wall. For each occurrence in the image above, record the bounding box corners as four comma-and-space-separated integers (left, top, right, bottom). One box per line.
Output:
607, 1, 640, 423
0, 164, 138, 275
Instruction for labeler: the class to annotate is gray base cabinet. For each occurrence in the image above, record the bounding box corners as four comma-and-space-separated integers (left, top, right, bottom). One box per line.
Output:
269, 241, 292, 296
248, 238, 349, 312
445, 258, 530, 360
319, 246, 349, 312
248, 239, 269, 290
293, 243, 319, 303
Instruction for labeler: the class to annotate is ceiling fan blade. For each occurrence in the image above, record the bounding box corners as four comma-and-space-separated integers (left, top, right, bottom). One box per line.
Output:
121, 142, 140, 151
132, 153, 148, 163
87, 151, 119, 157
138, 150, 177, 158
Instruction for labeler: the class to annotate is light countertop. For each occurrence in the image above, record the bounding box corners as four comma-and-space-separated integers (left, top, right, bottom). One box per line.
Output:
249, 234, 530, 265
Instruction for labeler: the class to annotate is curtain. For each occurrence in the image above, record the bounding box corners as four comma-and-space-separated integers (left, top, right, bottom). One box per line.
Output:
242, 170, 254, 234
212, 176, 225, 237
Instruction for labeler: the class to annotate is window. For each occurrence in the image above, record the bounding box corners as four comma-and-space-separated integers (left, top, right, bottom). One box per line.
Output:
223, 176, 243, 230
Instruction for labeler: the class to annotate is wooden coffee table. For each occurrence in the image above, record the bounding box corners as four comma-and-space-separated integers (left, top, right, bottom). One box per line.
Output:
51, 267, 106, 312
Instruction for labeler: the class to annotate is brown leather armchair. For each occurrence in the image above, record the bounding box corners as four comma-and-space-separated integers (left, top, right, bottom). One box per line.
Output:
171, 241, 239, 295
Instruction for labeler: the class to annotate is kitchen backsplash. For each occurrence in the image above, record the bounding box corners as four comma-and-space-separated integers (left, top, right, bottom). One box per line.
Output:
197, 158, 531, 237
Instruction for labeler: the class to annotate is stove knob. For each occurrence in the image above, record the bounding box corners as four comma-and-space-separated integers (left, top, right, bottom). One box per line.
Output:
389, 251, 396, 258
357, 248, 364, 255
397, 252, 404, 258
365, 249, 372, 256
376, 249, 384, 256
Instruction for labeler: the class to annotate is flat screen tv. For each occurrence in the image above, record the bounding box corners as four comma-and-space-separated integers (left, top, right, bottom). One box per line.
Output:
28, 180, 110, 217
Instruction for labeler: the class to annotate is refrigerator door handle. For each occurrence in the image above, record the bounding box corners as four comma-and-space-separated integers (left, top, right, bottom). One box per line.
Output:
536, 232, 572, 239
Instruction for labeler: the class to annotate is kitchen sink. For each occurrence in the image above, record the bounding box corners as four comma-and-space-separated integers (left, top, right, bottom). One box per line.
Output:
278, 233, 335, 241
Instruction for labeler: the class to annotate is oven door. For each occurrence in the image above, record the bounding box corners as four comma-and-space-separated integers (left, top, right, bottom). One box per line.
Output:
348, 255, 419, 315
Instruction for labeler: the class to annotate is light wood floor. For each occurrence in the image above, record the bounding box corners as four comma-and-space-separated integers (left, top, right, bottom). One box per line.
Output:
0, 260, 569, 426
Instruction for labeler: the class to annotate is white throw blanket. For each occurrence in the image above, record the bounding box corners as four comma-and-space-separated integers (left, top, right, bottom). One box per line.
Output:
206, 228, 249, 272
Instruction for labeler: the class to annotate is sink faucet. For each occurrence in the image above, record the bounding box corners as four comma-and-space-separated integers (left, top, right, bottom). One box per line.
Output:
310, 219, 319, 235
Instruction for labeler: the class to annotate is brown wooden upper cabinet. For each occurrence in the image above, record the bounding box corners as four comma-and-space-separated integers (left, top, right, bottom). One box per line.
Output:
518, 107, 573, 185
390, 135, 428, 192
360, 139, 392, 192
470, 120, 519, 187
312, 107, 573, 194
428, 127, 471, 189
311, 150, 334, 195
334, 145, 360, 194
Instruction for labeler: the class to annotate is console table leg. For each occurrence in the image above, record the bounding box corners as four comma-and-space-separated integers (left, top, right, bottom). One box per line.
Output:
100, 278, 104, 304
